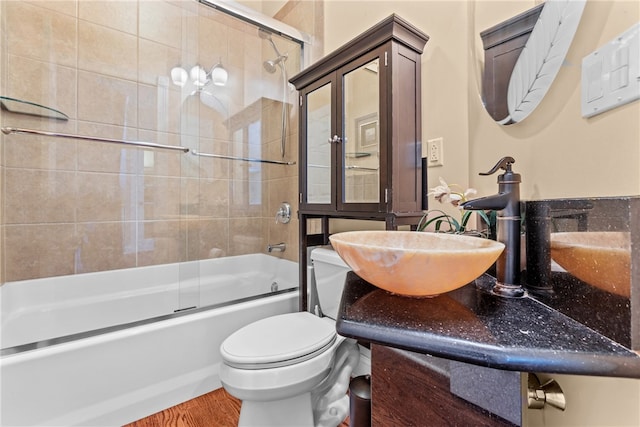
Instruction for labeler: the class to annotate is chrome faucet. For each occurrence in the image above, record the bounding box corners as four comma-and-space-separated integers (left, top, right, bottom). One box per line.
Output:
462, 156, 524, 297
267, 242, 286, 253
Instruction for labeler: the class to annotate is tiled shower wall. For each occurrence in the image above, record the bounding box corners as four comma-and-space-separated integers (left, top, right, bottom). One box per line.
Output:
1, 0, 320, 283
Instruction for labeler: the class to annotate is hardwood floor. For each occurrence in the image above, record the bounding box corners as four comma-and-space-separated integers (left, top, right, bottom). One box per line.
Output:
124, 388, 240, 427
124, 388, 350, 427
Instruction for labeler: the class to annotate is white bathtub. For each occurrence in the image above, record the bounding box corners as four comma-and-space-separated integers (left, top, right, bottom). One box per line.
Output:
0, 254, 299, 426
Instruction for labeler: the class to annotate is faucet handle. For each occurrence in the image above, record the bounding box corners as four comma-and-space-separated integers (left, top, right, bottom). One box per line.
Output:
480, 156, 515, 176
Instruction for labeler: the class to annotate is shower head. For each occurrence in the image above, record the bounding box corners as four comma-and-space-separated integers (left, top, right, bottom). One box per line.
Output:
259, 27, 286, 72
263, 54, 288, 73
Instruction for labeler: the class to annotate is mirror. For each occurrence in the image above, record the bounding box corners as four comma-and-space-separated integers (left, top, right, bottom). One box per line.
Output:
477, 0, 586, 125
343, 59, 380, 203
306, 83, 332, 204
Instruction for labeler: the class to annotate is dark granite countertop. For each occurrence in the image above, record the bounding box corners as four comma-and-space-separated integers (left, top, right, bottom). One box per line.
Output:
336, 272, 640, 378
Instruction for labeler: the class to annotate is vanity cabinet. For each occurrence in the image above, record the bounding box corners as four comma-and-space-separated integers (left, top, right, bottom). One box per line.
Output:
371, 345, 517, 426
290, 14, 429, 310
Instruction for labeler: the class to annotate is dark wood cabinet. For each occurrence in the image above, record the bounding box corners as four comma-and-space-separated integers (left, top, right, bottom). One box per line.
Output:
371, 345, 517, 427
289, 14, 429, 310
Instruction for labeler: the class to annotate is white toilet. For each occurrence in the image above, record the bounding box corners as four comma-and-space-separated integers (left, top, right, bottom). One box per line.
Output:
219, 247, 366, 427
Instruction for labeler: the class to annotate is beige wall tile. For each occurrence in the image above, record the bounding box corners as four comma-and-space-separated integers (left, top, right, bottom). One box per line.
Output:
266, 134, 298, 180
6, 54, 77, 120
4, 169, 77, 224
138, 130, 183, 177
198, 14, 228, 66
138, 38, 182, 87
267, 217, 297, 262
268, 176, 297, 222
197, 138, 230, 180
1, 0, 304, 281
180, 139, 201, 178
229, 178, 266, 218
138, 175, 182, 220
23, 0, 77, 17
79, 21, 138, 81
197, 92, 232, 140
76, 172, 136, 222
5, 2, 77, 68
139, 0, 184, 49
76, 222, 136, 273
186, 218, 229, 260
175, 94, 202, 138
76, 121, 140, 173
78, 0, 137, 35
3, 131, 77, 171
137, 220, 185, 266
77, 71, 138, 127
4, 224, 77, 281
198, 177, 230, 218
229, 217, 264, 256
138, 82, 185, 134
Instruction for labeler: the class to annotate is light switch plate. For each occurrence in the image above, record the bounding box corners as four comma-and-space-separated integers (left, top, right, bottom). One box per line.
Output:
581, 23, 640, 118
427, 137, 443, 167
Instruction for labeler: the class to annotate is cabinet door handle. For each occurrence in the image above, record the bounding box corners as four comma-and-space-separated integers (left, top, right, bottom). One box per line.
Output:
328, 135, 342, 144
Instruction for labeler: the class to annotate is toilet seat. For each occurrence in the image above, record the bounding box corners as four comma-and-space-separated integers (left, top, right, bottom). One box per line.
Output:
220, 312, 337, 369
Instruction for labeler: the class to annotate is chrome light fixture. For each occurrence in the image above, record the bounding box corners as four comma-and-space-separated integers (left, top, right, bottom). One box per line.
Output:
171, 58, 228, 89
210, 58, 228, 86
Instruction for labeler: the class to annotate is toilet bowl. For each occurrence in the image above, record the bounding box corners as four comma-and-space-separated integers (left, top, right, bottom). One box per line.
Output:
219, 247, 365, 427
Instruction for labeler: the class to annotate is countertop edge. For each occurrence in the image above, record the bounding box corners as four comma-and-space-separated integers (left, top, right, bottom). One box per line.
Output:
337, 317, 640, 378
337, 276, 640, 379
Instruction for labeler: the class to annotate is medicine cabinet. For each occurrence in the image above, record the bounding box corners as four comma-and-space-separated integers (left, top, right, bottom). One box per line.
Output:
289, 14, 429, 310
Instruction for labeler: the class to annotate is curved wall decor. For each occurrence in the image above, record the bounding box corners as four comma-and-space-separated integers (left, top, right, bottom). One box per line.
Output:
502, 0, 586, 125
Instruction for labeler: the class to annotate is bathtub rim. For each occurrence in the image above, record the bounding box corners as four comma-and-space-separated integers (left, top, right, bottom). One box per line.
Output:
1, 288, 297, 357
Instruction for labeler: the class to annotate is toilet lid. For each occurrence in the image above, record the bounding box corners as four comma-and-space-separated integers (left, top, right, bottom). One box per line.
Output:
221, 312, 336, 369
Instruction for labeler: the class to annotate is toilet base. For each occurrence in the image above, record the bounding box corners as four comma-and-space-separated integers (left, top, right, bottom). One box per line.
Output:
239, 392, 314, 427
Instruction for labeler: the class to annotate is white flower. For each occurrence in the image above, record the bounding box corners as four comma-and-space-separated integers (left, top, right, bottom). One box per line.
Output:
428, 177, 477, 207
428, 177, 453, 204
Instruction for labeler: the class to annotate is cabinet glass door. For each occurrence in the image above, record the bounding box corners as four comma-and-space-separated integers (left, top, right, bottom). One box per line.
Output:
305, 82, 333, 205
342, 58, 380, 204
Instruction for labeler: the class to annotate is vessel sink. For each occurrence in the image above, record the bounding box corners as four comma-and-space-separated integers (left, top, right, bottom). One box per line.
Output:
329, 231, 505, 297
550, 232, 631, 298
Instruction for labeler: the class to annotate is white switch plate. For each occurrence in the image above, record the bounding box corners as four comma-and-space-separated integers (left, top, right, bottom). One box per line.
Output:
581, 23, 640, 118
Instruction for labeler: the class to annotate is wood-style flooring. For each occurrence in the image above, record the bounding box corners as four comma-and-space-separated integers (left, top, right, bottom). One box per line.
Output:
124, 387, 350, 427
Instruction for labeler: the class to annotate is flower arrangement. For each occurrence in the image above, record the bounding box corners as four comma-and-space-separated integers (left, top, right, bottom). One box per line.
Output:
418, 177, 494, 237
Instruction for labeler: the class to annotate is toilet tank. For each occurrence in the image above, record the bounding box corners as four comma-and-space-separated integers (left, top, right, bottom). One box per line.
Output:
310, 247, 351, 319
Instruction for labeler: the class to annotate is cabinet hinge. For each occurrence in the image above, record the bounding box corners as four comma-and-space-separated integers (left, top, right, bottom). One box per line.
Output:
299, 95, 303, 107
384, 188, 389, 203
384, 51, 388, 67
299, 192, 303, 203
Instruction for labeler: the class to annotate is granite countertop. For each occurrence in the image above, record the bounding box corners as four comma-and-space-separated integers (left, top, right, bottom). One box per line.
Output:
336, 272, 640, 378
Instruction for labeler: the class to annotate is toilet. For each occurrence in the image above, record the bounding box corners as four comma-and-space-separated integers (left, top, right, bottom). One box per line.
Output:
219, 247, 366, 427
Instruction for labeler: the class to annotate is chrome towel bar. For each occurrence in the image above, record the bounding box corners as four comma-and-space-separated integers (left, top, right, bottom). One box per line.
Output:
191, 150, 296, 165
1, 127, 297, 165
1, 127, 190, 152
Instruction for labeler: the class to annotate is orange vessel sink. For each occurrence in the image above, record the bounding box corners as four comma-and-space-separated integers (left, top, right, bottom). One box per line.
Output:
329, 231, 504, 297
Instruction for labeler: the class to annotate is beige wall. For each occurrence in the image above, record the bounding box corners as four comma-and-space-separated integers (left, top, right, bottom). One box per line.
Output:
469, 0, 640, 200
323, 1, 640, 424
324, 0, 639, 203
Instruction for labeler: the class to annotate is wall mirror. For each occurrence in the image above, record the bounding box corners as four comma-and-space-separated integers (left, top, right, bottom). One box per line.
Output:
343, 58, 380, 204
475, 0, 586, 125
306, 83, 332, 205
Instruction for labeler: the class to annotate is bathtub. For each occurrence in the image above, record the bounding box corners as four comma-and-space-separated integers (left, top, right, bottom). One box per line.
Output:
0, 254, 299, 426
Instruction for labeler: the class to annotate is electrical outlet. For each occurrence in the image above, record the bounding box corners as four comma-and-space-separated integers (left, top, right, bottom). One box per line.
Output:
427, 137, 443, 167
